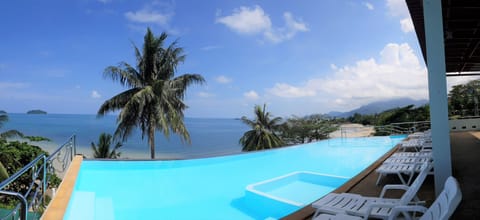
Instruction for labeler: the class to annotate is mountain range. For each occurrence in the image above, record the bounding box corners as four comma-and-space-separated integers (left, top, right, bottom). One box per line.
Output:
327, 98, 428, 118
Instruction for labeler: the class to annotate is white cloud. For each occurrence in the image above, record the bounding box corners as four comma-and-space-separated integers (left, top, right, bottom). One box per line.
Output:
97, 0, 111, 4
0, 82, 29, 89
216, 5, 308, 43
400, 18, 414, 33
264, 12, 309, 43
201, 45, 221, 51
267, 83, 316, 98
363, 2, 374, 10
386, 0, 413, 34
244, 90, 259, 100
91, 90, 101, 99
125, 9, 171, 26
198, 92, 215, 98
216, 5, 271, 35
386, 0, 409, 17
266, 43, 428, 111
215, 75, 232, 84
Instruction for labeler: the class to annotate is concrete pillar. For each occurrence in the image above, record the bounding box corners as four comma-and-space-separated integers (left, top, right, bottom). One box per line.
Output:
423, 0, 453, 195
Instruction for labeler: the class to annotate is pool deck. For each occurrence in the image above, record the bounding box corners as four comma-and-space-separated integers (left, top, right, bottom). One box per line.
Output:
284, 131, 480, 220
41, 155, 83, 220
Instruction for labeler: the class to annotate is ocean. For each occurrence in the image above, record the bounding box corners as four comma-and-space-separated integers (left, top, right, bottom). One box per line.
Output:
2, 114, 249, 159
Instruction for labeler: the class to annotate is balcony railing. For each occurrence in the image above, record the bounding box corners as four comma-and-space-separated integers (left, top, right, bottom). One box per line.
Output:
0, 135, 76, 220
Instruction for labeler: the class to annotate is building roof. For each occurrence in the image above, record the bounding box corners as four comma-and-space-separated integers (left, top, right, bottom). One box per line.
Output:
406, 0, 480, 75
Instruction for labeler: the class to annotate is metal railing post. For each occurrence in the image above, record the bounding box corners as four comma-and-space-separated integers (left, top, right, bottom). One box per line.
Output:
72, 135, 76, 160
42, 155, 47, 204
0, 191, 28, 220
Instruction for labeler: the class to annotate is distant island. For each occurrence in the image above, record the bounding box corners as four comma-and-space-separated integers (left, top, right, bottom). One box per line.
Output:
27, 110, 47, 114
0, 110, 6, 114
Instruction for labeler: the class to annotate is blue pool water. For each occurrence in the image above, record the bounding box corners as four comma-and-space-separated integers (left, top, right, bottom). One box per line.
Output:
65, 136, 405, 220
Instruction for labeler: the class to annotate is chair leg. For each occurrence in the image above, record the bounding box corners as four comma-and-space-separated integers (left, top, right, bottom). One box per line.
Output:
397, 173, 407, 185
376, 173, 383, 185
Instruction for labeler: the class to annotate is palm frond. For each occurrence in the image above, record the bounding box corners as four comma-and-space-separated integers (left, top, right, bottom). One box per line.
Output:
0, 130, 24, 140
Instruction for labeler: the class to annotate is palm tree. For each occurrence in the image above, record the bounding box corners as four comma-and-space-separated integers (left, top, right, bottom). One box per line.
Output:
0, 113, 23, 140
239, 104, 284, 151
0, 162, 8, 182
98, 28, 205, 159
91, 133, 122, 159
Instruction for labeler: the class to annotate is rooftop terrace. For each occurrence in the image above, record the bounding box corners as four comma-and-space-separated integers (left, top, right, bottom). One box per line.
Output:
285, 131, 479, 219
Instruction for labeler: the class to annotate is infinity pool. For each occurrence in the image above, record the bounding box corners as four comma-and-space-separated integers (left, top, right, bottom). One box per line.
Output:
65, 136, 404, 220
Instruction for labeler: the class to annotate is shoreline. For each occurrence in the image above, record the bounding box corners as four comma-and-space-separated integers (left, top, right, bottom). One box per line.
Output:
10, 123, 375, 161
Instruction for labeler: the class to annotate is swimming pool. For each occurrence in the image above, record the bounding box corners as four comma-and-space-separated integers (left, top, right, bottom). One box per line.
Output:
65, 136, 405, 220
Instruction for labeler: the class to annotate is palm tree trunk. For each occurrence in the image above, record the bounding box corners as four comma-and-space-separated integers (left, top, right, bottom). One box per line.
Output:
149, 124, 155, 159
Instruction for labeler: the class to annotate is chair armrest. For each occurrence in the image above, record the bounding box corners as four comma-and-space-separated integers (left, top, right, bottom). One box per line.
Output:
387, 205, 428, 220
380, 184, 409, 197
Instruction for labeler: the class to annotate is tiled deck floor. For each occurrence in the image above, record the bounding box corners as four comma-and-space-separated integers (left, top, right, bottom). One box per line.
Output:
285, 131, 480, 219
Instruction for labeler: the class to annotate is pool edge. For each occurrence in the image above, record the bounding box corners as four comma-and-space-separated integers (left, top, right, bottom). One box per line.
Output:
281, 144, 401, 220
42, 155, 83, 220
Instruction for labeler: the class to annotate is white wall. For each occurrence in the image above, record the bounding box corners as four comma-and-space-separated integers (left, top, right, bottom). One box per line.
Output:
449, 118, 480, 131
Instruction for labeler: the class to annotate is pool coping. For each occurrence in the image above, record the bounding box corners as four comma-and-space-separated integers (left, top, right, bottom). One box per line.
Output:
281, 144, 400, 220
41, 155, 83, 220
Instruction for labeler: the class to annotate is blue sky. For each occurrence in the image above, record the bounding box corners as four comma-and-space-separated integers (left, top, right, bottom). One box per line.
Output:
0, 0, 476, 118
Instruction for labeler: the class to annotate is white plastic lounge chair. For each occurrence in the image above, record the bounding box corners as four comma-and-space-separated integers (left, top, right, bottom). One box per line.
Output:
375, 163, 416, 185
391, 151, 432, 158
375, 159, 432, 185
387, 176, 462, 220
383, 156, 431, 165
314, 176, 461, 220
398, 139, 431, 152
312, 163, 431, 220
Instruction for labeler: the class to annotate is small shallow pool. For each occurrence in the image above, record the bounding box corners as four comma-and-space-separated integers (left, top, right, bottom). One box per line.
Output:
65, 136, 404, 220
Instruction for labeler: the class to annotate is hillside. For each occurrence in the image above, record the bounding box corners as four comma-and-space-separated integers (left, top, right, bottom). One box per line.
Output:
328, 98, 428, 118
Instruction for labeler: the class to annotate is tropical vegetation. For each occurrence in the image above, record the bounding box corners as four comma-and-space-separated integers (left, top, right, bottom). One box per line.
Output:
239, 104, 284, 151
91, 133, 122, 159
98, 28, 205, 159
279, 114, 338, 144
0, 140, 61, 208
0, 113, 60, 209
448, 79, 480, 117
0, 113, 23, 140
347, 105, 430, 125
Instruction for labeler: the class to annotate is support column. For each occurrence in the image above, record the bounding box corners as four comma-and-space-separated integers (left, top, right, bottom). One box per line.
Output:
423, 0, 452, 195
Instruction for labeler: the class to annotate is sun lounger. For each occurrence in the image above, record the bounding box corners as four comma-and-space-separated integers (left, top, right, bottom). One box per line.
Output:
375, 160, 433, 185
387, 176, 462, 220
376, 151, 433, 185
312, 163, 431, 220
398, 139, 431, 152
391, 151, 432, 158
314, 176, 461, 220
383, 156, 431, 164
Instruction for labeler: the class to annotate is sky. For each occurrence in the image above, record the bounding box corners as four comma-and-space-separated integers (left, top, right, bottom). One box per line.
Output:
1, 0, 479, 118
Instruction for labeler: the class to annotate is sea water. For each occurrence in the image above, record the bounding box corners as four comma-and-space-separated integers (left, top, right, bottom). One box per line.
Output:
2, 114, 248, 159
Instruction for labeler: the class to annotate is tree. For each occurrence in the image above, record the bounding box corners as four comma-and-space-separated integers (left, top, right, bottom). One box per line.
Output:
279, 114, 338, 144
0, 161, 8, 182
448, 79, 480, 116
0, 113, 23, 140
98, 28, 205, 159
91, 133, 122, 159
239, 104, 284, 151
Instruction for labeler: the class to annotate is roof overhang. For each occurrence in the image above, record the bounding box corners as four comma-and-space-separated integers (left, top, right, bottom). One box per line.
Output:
406, 0, 480, 76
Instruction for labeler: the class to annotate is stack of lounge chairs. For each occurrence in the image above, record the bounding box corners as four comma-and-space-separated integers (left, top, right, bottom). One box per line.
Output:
376, 131, 434, 185
311, 130, 462, 219
312, 175, 462, 220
